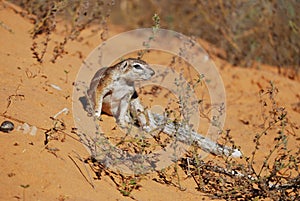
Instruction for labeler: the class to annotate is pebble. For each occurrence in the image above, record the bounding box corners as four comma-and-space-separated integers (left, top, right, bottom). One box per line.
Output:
0, 121, 14, 133
49, 84, 62, 91
29, 126, 37, 136
0, 121, 38, 135
16, 123, 37, 135
20, 123, 30, 134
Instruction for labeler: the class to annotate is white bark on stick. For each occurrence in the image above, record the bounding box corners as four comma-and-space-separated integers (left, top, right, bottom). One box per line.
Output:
143, 112, 242, 158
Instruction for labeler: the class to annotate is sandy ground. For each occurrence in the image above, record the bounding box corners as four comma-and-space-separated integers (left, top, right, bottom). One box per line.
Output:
0, 2, 299, 201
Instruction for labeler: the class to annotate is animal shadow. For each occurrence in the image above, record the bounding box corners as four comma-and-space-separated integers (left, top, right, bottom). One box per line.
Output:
79, 96, 91, 114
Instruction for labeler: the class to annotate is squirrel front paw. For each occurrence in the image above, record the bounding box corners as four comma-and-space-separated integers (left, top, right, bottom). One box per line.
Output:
94, 110, 101, 117
94, 111, 103, 121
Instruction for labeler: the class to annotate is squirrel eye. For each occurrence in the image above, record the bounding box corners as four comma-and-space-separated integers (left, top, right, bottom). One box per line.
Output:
133, 64, 143, 70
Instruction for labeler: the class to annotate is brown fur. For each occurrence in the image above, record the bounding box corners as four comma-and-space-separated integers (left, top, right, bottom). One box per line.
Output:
86, 58, 155, 128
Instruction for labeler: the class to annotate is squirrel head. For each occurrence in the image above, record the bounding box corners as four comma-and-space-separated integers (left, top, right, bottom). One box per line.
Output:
118, 58, 155, 81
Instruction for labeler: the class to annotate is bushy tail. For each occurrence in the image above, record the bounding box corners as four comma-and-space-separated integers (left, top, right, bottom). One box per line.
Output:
148, 113, 242, 158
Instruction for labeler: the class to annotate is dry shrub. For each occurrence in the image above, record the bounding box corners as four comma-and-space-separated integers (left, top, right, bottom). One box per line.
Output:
10, 0, 114, 63
10, 0, 300, 72
178, 82, 300, 200
111, 0, 300, 73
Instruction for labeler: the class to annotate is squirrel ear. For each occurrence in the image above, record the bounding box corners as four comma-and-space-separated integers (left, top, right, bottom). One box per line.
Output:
120, 60, 129, 71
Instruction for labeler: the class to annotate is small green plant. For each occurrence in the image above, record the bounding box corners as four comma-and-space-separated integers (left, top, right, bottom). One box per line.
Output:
119, 177, 141, 196
64, 70, 69, 83
137, 13, 160, 58
20, 184, 30, 201
85, 158, 142, 197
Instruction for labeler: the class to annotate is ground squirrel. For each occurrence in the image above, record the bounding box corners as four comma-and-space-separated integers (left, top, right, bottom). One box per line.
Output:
87, 58, 155, 129
86, 58, 242, 157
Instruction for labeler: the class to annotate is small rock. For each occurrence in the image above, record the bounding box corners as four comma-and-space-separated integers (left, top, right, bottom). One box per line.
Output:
16, 123, 38, 135
49, 84, 62, 91
20, 123, 30, 134
13, 142, 19, 146
0, 121, 14, 133
29, 126, 37, 136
